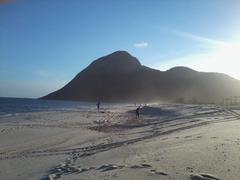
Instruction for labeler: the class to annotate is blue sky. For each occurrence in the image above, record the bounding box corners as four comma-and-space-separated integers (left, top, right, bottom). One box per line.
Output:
1, 0, 240, 98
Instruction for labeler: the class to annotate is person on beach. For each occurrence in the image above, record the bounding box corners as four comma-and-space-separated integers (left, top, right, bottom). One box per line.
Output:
97, 100, 100, 112
136, 106, 140, 118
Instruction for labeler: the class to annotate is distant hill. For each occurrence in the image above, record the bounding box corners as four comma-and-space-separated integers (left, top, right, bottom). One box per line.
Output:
41, 51, 240, 103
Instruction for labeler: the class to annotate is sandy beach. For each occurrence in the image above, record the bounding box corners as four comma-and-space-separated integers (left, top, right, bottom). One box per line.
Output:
0, 104, 240, 180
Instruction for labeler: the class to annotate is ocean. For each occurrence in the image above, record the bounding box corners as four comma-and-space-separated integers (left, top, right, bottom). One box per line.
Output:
0, 97, 97, 116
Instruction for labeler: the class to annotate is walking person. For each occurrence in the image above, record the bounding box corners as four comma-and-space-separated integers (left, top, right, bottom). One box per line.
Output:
97, 100, 100, 112
136, 106, 140, 118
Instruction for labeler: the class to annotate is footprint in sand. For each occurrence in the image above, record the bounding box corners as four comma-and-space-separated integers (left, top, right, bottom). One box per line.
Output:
140, 163, 152, 168
186, 167, 194, 173
130, 163, 152, 169
97, 164, 124, 172
211, 137, 218, 139
150, 169, 168, 176
161, 137, 168, 140
45, 161, 95, 179
190, 173, 220, 180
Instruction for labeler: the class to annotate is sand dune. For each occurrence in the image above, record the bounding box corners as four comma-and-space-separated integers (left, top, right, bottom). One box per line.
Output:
0, 104, 240, 179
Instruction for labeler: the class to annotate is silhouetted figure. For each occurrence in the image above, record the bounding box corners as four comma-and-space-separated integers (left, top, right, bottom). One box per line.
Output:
136, 106, 140, 118
97, 100, 100, 112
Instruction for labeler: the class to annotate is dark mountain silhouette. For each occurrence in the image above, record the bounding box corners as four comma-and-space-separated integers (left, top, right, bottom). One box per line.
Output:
41, 51, 240, 103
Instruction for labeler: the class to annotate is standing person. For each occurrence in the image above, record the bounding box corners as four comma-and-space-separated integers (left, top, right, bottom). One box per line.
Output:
97, 100, 100, 112
136, 106, 140, 118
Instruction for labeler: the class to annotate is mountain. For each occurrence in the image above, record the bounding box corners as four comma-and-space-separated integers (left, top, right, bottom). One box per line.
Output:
41, 51, 240, 103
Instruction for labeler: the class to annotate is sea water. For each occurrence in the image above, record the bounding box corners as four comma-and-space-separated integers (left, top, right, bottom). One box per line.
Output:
0, 97, 97, 116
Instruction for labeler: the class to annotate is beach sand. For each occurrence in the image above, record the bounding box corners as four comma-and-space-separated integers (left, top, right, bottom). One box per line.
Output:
0, 104, 240, 180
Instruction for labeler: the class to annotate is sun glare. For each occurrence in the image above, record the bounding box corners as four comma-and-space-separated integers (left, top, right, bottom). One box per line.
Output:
178, 41, 240, 80
208, 42, 240, 79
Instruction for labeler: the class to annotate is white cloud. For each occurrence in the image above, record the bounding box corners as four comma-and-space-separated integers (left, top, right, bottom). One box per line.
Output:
159, 26, 228, 47
133, 42, 149, 48
169, 29, 227, 46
